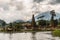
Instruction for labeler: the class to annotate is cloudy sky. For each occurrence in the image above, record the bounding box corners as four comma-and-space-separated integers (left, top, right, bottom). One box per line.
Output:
0, 0, 60, 23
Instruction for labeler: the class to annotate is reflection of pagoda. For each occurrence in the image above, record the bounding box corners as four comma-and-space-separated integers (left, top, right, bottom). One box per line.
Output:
31, 14, 37, 30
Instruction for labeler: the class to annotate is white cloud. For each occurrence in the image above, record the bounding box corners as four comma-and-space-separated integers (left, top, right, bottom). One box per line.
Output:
0, 0, 60, 23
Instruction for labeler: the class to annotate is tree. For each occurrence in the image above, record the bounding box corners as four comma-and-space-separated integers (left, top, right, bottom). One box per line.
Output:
38, 20, 46, 26
0, 20, 6, 27
50, 10, 56, 28
8, 23, 13, 29
37, 15, 46, 27
2, 21, 6, 26
54, 19, 58, 27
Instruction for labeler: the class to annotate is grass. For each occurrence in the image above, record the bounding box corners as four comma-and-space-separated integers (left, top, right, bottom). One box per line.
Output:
0, 29, 51, 33
52, 29, 60, 37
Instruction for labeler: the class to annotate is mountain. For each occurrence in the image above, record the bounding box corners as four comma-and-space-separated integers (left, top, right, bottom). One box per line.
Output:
35, 11, 60, 21
0, 19, 6, 26
13, 20, 25, 23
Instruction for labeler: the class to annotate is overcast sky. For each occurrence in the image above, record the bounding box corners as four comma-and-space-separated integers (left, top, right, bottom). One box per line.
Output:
0, 0, 60, 23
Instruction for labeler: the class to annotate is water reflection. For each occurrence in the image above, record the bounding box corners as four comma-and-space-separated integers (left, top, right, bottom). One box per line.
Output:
32, 32, 36, 40
9, 33, 12, 40
0, 32, 60, 40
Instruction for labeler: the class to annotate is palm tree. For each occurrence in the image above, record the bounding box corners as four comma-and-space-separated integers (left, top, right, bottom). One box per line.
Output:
50, 10, 56, 28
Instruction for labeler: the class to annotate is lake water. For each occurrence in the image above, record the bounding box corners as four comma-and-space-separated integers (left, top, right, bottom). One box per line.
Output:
0, 31, 60, 40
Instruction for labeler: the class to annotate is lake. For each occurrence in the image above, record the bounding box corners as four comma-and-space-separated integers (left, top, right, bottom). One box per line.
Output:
0, 31, 60, 40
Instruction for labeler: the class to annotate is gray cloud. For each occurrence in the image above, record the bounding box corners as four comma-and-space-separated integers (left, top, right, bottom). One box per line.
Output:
33, 0, 44, 3
0, 0, 60, 23
56, 0, 60, 3
0, 3, 9, 10
2, 5, 9, 10
0, 0, 33, 23
49, 0, 60, 5
16, 2, 24, 10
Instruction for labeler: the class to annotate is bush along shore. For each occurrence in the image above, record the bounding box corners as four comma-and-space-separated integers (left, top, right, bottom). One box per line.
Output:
52, 29, 60, 37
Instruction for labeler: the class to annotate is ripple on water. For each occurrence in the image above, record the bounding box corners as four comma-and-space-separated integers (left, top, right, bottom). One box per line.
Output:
0, 32, 60, 40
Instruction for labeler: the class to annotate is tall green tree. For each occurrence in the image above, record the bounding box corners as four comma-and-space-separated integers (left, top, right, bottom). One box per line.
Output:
54, 19, 58, 27
50, 10, 56, 27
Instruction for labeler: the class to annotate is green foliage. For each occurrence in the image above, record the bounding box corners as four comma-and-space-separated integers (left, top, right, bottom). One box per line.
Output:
50, 10, 56, 16
2, 21, 6, 26
14, 23, 23, 29
52, 29, 60, 37
8, 22, 24, 31
54, 19, 58, 26
50, 10, 56, 27
37, 20, 50, 27
9, 23, 13, 27
0, 20, 6, 26
38, 20, 46, 26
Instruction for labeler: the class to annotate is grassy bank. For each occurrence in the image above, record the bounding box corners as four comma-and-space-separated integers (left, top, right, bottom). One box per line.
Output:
0, 29, 52, 33
52, 29, 60, 37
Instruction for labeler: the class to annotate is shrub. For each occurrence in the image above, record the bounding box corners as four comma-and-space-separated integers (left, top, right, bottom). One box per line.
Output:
52, 29, 60, 37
